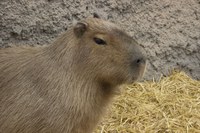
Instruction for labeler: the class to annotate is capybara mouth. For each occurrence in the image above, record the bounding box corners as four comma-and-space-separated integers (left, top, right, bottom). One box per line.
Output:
129, 61, 147, 84
136, 63, 146, 81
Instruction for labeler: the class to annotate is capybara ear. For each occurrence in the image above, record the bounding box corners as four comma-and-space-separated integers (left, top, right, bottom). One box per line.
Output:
93, 13, 101, 19
74, 22, 88, 38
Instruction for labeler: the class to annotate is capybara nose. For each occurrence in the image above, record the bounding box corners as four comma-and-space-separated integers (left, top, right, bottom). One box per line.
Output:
135, 57, 146, 65
131, 57, 146, 67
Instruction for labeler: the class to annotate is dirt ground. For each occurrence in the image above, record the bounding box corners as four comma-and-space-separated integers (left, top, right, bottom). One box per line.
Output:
0, 0, 199, 80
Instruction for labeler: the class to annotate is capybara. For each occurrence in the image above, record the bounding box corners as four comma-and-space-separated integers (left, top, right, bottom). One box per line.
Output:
0, 14, 146, 133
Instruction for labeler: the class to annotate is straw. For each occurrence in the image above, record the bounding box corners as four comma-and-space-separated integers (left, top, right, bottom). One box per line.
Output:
95, 71, 200, 133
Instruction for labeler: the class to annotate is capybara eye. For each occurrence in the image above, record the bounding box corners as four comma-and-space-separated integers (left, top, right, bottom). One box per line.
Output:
93, 37, 107, 45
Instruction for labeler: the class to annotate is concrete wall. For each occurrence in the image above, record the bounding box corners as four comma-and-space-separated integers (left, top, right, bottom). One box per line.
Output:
0, 0, 199, 80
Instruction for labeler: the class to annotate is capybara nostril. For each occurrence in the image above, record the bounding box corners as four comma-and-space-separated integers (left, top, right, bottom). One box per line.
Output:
132, 57, 146, 67
136, 58, 141, 64
136, 57, 146, 65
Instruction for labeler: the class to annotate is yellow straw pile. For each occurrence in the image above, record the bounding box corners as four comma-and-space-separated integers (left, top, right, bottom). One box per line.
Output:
95, 71, 200, 133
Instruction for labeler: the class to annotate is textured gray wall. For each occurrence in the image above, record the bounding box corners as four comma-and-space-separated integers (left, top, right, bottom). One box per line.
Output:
0, 0, 200, 80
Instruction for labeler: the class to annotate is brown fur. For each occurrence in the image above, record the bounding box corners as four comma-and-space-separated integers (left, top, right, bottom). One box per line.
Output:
0, 16, 146, 133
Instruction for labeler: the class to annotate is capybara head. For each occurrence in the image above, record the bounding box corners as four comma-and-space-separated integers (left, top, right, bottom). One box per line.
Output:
72, 15, 146, 87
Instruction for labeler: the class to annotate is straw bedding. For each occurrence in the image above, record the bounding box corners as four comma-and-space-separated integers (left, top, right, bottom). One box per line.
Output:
95, 71, 200, 133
